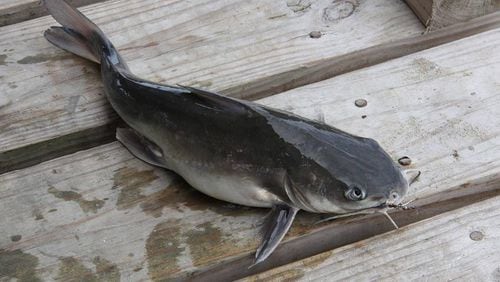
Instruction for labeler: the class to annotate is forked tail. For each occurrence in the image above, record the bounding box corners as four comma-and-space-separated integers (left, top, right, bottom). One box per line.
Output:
43, 0, 127, 69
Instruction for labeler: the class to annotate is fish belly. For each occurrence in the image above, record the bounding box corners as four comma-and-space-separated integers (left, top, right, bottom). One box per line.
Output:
174, 163, 280, 208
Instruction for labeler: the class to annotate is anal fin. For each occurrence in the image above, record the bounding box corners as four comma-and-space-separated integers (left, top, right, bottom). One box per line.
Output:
116, 128, 168, 169
252, 205, 299, 267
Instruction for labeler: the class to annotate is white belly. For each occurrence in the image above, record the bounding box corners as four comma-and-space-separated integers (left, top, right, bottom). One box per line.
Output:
175, 164, 281, 208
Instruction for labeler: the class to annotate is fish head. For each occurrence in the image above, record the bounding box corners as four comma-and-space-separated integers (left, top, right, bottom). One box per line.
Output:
283, 128, 408, 214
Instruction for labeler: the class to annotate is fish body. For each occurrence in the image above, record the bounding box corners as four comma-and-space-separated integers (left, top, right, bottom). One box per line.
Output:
43, 0, 409, 265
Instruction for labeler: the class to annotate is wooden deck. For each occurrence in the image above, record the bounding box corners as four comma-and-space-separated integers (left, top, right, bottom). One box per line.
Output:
1, 0, 499, 281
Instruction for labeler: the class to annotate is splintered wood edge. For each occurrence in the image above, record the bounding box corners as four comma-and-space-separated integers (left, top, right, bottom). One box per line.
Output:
0, 0, 106, 27
242, 192, 500, 281
2, 11, 500, 174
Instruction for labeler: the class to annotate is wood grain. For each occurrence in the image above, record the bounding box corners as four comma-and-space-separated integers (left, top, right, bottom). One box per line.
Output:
406, 0, 500, 30
1, 27, 499, 281
243, 195, 500, 281
0, 0, 425, 172
0, 0, 105, 27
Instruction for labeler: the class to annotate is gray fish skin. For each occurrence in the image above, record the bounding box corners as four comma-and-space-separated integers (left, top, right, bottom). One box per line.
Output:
101, 60, 408, 213
42, 0, 408, 265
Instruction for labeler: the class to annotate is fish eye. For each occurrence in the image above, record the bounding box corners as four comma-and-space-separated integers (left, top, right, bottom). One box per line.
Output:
345, 186, 366, 201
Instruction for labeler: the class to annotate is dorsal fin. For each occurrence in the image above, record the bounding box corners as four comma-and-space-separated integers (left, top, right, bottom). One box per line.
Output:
177, 84, 251, 114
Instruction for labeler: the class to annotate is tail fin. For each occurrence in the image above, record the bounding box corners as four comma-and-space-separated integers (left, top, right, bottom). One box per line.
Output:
42, 0, 123, 66
44, 26, 100, 63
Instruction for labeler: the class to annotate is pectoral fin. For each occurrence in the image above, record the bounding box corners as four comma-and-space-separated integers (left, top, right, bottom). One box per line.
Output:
116, 128, 168, 169
252, 204, 299, 267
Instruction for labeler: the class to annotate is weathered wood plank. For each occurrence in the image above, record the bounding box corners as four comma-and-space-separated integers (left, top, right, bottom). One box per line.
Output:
0, 0, 426, 172
406, 0, 499, 30
243, 194, 500, 281
0, 0, 105, 27
1, 27, 500, 281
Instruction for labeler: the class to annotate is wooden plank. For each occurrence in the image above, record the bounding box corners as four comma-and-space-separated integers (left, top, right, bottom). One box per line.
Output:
1, 27, 500, 281
0, 0, 424, 173
0, 0, 105, 27
406, 0, 499, 30
241, 197, 500, 281
243, 194, 500, 281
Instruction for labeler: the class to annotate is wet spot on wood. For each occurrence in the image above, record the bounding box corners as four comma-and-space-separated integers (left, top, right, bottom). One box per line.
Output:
10, 235, 22, 242
93, 256, 120, 282
8, 82, 17, 89
0, 249, 41, 282
17, 53, 73, 64
146, 220, 183, 280
113, 167, 158, 210
57, 257, 96, 281
185, 222, 227, 267
140, 178, 254, 218
323, 0, 358, 22
65, 96, 81, 114
0, 54, 7, 65
48, 186, 104, 214
286, 0, 312, 14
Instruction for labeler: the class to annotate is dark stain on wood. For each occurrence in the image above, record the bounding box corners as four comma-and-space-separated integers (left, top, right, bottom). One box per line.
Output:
57, 257, 96, 281
55, 256, 119, 281
186, 222, 258, 269
48, 186, 105, 214
10, 235, 22, 242
0, 54, 6, 65
113, 167, 159, 210
0, 249, 41, 282
93, 256, 121, 282
146, 219, 183, 281
16, 53, 74, 65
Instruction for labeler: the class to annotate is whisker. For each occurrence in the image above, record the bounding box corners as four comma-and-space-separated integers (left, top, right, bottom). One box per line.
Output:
380, 211, 399, 229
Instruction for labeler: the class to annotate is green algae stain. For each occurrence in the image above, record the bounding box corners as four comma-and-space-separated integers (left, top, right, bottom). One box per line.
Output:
146, 220, 183, 281
56, 257, 97, 282
93, 256, 120, 282
0, 249, 41, 282
48, 186, 105, 214
112, 167, 158, 210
